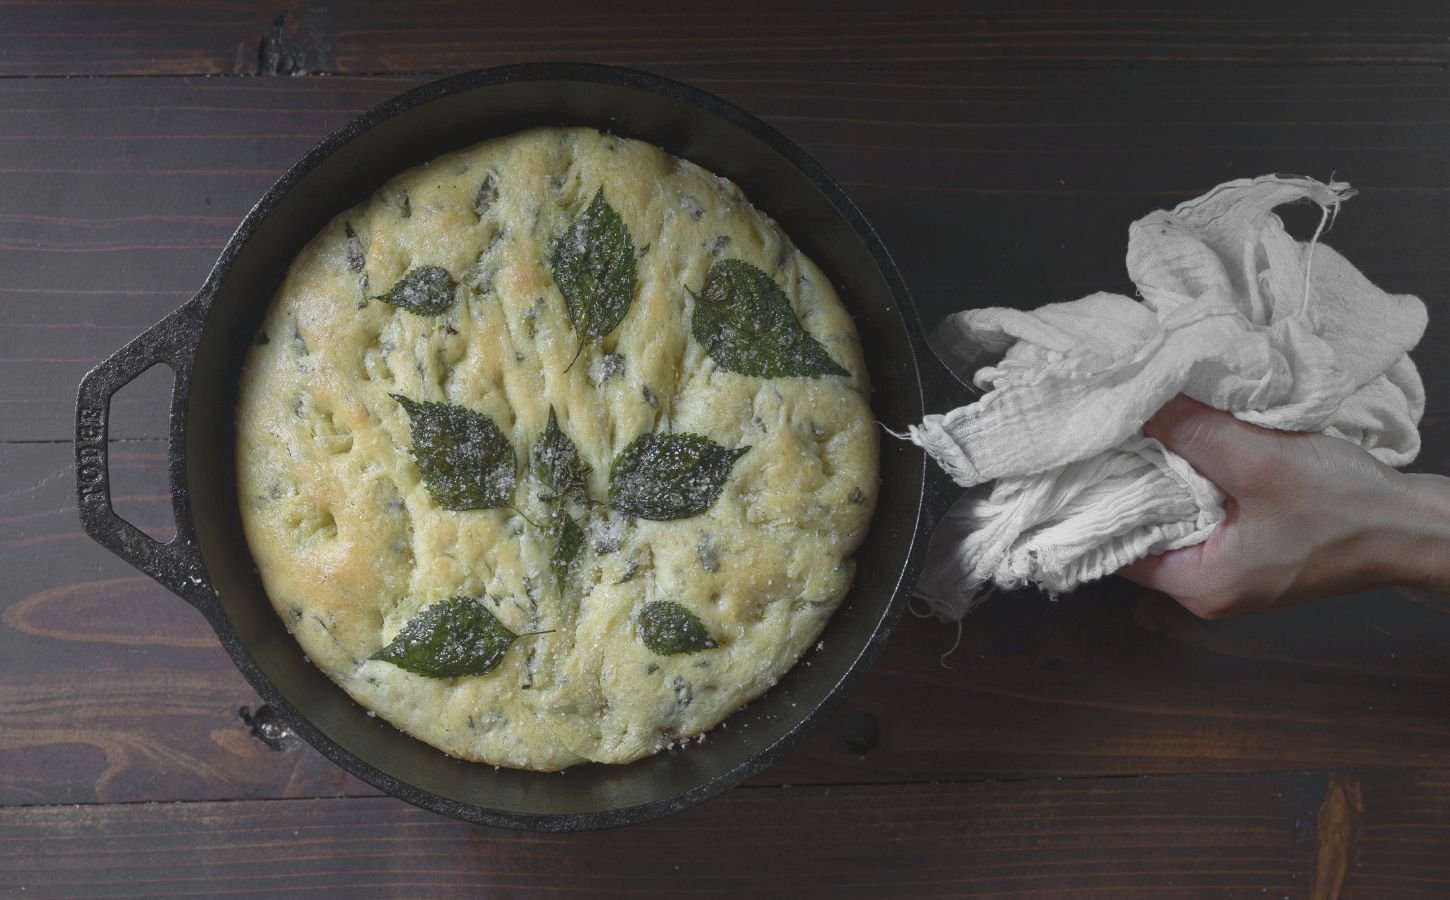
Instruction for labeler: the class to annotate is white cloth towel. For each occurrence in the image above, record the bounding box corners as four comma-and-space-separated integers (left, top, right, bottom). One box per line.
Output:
908, 176, 1428, 619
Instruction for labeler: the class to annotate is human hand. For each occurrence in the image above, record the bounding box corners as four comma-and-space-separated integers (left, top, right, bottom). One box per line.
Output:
1119, 395, 1450, 618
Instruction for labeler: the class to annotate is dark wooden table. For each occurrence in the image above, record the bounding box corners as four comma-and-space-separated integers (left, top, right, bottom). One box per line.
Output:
2, 3, 1448, 896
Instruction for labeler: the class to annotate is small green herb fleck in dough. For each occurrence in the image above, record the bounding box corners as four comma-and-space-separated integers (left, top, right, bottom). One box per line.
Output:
691, 258, 848, 378
638, 600, 717, 655
552, 512, 586, 585
344, 224, 366, 274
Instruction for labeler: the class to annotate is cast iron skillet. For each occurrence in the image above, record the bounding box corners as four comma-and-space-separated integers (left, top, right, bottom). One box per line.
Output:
74, 63, 959, 831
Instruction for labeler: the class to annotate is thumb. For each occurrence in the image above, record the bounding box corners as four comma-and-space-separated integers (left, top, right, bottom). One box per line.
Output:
1142, 395, 1279, 495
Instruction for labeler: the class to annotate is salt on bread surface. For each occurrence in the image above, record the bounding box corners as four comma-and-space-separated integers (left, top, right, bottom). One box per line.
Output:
236, 127, 877, 770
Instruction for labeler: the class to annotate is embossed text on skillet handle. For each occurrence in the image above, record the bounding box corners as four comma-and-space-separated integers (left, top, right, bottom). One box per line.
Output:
74, 295, 214, 610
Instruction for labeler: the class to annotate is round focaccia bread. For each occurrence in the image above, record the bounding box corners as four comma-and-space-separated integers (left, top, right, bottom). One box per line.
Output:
235, 127, 878, 770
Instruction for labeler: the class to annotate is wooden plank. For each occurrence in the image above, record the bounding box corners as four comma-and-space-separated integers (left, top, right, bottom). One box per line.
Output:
820, 581, 1450, 782
0, 440, 377, 805
3, 69, 1449, 452
0, 0, 269, 76
0, 773, 1329, 898
1345, 770, 1450, 897
0, 76, 417, 441
5, 440, 1450, 806
3, 1, 1450, 77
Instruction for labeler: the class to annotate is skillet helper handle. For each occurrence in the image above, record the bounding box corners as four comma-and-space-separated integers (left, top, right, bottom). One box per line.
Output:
75, 299, 213, 607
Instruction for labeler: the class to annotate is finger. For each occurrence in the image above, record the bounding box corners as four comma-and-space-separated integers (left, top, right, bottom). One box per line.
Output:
1142, 395, 1279, 495
1118, 543, 1203, 593
1119, 545, 1240, 619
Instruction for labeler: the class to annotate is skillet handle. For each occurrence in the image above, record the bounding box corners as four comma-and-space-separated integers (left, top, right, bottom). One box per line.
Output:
75, 298, 214, 609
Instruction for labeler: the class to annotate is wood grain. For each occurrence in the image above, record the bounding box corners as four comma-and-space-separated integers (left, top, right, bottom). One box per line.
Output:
2, 6, 1449, 892
1313, 774, 1363, 900
0, 441, 376, 805
5, 439, 1449, 806
1345, 770, 1450, 897
0, 773, 1329, 898
4, 1, 1450, 77
2, 70, 1448, 459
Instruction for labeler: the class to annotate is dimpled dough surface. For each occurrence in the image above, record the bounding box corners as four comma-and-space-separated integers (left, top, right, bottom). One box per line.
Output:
236, 127, 878, 770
